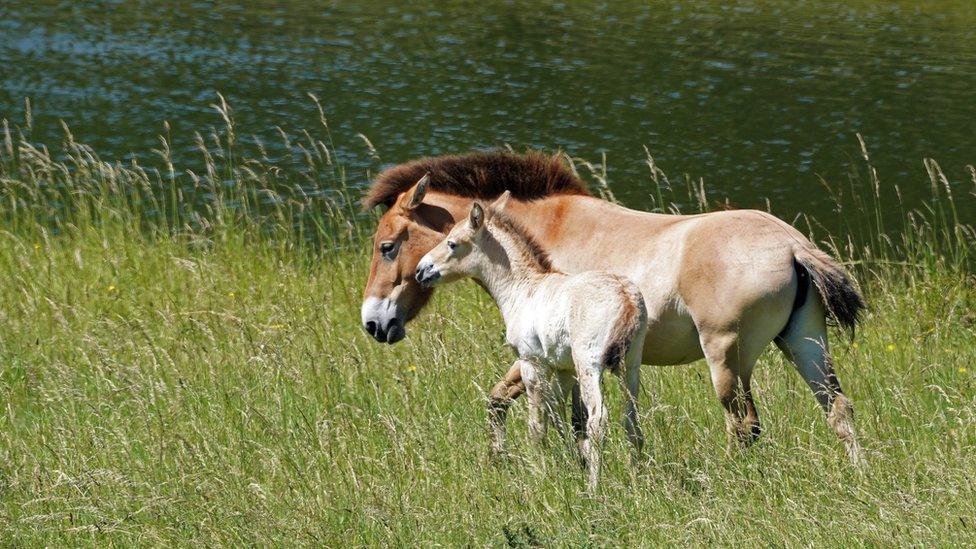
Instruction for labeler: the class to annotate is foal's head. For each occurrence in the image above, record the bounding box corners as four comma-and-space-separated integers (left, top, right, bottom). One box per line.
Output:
415, 192, 512, 288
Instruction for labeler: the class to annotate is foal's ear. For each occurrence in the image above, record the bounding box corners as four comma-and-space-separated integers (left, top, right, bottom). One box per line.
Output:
489, 190, 512, 214
404, 173, 431, 210
469, 202, 485, 230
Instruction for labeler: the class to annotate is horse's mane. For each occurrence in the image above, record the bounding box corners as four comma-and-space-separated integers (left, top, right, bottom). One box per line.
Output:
489, 209, 555, 273
362, 150, 590, 210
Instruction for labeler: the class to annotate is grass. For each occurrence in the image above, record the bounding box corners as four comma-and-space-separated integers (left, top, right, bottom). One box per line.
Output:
0, 100, 974, 545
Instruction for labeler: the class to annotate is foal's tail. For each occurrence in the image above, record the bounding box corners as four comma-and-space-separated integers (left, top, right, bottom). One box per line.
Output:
793, 247, 866, 337
602, 284, 648, 371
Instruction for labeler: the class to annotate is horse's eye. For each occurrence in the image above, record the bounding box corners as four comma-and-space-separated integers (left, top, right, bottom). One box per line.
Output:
379, 241, 397, 259
447, 240, 457, 251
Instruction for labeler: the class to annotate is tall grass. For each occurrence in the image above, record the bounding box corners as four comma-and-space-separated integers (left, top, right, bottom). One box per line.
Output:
0, 99, 974, 545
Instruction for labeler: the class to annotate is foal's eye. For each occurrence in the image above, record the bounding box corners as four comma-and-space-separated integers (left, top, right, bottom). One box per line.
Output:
379, 241, 397, 259
447, 240, 457, 251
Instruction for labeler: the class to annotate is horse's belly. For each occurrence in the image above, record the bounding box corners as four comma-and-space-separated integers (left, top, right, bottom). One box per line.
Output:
642, 308, 704, 365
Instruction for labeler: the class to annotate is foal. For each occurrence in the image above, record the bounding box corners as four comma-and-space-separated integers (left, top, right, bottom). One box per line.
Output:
415, 191, 648, 491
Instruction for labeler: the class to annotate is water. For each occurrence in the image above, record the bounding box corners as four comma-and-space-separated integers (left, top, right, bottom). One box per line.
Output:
2, 0, 975, 224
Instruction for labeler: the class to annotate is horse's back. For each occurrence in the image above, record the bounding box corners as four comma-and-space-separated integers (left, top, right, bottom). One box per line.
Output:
676, 209, 807, 339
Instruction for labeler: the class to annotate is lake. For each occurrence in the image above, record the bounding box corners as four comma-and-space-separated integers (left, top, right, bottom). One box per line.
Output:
2, 0, 974, 226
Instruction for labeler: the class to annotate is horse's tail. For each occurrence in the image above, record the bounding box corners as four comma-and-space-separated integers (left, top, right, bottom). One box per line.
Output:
792, 246, 866, 338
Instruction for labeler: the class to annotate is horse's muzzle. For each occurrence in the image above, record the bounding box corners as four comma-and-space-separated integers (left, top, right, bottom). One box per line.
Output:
364, 317, 405, 344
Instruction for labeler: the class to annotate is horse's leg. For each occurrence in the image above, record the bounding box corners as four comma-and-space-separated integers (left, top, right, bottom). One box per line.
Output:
487, 360, 526, 457
700, 332, 763, 447
521, 360, 550, 444
739, 367, 762, 442
619, 335, 645, 462
575, 361, 607, 493
775, 294, 863, 465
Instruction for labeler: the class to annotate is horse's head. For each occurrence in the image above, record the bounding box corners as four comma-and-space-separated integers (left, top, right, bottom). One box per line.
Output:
360, 150, 589, 344
361, 174, 456, 344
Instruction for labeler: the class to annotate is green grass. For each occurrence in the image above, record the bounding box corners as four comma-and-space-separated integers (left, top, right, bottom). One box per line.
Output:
0, 104, 974, 545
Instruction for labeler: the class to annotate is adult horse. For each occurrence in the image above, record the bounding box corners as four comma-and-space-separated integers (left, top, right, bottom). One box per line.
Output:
360, 151, 865, 463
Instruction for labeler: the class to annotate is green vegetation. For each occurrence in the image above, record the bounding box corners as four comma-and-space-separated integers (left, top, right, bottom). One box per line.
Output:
0, 104, 974, 545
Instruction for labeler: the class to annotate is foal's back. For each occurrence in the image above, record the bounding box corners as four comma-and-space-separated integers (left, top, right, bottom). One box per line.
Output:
520, 270, 646, 371
561, 271, 647, 371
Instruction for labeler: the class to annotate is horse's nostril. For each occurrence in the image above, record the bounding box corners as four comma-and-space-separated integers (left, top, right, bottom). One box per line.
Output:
365, 321, 377, 336
385, 318, 405, 344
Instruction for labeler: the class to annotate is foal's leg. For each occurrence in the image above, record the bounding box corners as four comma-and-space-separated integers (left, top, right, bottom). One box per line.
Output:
521, 360, 551, 444
549, 369, 576, 441
570, 383, 588, 463
575, 361, 607, 493
775, 295, 863, 465
488, 360, 526, 457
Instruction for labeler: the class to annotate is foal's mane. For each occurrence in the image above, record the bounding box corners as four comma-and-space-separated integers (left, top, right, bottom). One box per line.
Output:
362, 150, 590, 210
489, 209, 555, 273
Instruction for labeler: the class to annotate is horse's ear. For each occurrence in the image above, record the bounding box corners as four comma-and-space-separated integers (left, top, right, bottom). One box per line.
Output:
489, 190, 512, 215
469, 202, 485, 230
405, 173, 430, 210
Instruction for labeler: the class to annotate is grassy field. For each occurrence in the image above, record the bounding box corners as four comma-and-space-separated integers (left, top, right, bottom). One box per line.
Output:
0, 108, 974, 546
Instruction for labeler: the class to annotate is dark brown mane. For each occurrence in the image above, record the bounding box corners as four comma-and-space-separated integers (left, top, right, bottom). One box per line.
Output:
489, 209, 556, 273
362, 150, 589, 210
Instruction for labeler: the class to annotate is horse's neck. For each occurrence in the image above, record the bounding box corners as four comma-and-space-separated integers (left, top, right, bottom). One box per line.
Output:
430, 191, 677, 235
508, 194, 678, 236
424, 189, 682, 276
507, 194, 687, 271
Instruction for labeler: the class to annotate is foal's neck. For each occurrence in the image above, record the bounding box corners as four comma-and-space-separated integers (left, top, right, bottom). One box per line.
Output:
475, 219, 558, 321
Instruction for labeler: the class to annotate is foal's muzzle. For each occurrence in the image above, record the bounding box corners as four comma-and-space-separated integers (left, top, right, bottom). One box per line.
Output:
415, 264, 440, 288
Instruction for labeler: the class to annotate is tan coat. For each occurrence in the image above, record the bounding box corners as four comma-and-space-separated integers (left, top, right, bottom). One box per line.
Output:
360, 152, 864, 464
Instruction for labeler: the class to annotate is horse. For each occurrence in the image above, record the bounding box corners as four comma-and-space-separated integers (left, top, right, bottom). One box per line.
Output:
415, 190, 648, 490
360, 151, 866, 464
